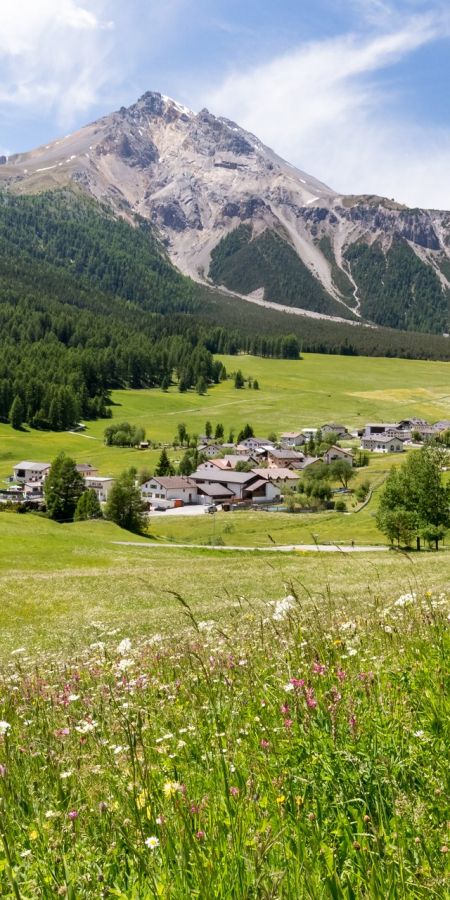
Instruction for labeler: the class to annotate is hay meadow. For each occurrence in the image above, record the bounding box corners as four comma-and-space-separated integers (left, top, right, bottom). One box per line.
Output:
2, 351, 450, 896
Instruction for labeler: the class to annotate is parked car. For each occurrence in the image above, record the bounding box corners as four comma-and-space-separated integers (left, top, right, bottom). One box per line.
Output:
205, 505, 217, 514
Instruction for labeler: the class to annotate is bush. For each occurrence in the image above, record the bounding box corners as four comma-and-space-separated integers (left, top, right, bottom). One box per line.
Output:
335, 498, 347, 512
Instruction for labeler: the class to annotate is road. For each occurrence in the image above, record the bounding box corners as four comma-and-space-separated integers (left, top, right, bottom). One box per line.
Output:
112, 541, 390, 553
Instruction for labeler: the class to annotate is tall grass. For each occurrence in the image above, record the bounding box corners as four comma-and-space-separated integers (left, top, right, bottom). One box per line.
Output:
1, 585, 450, 897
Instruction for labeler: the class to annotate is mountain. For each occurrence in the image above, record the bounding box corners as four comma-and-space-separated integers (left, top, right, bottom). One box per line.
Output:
1, 90, 450, 334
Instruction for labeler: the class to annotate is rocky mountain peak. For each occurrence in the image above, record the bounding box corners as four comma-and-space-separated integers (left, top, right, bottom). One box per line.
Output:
0, 90, 449, 332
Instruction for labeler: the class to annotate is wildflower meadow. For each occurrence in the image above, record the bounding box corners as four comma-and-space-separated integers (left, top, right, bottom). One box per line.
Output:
1, 587, 450, 898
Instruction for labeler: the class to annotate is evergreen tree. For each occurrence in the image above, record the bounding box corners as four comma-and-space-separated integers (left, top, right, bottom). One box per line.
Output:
177, 423, 187, 446
44, 453, 85, 521
161, 376, 170, 392
178, 451, 195, 476
253, 379, 259, 390
205, 421, 212, 439
155, 449, 174, 477
196, 376, 207, 395
234, 369, 245, 389
227, 429, 235, 444
74, 489, 102, 521
214, 423, 224, 441
10, 396, 23, 430
105, 469, 145, 533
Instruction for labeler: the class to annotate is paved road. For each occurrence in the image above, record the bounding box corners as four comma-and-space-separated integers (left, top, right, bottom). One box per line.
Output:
146, 506, 212, 518
112, 541, 390, 553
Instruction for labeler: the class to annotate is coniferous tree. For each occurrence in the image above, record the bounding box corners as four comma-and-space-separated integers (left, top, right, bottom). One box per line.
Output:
10, 396, 23, 430
74, 489, 102, 521
45, 453, 85, 521
105, 470, 145, 533
234, 370, 245, 389
196, 376, 207, 395
155, 449, 174, 477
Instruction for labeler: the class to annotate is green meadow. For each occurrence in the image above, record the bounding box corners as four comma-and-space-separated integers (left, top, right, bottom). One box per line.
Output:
1, 344, 450, 895
0, 512, 448, 662
1, 352, 450, 482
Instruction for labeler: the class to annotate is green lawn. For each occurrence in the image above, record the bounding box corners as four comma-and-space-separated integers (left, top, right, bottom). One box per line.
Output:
0, 513, 447, 661
1, 351, 450, 483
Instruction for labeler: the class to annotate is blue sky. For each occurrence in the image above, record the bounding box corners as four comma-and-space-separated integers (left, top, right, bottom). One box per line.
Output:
1, 0, 450, 207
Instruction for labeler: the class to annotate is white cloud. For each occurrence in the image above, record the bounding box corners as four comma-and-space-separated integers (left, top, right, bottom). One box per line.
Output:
201, 11, 450, 208
0, 1, 115, 122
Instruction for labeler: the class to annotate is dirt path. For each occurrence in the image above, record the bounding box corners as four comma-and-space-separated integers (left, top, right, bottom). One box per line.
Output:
112, 541, 389, 553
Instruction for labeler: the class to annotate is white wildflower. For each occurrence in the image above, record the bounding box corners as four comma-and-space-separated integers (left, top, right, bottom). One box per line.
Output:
118, 638, 132, 656
272, 596, 295, 621
0, 721, 10, 736
145, 836, 160, 849
75, 722, 96, 734
118, 658, 134, 671
198, 621, 215, 632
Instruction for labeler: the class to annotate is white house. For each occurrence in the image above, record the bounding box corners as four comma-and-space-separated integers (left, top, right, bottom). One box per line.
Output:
361, 435, 404, 453
13, 461, 51, 483
239, 437, 274, 451
301, 428, 317, 441
191, 468, 280, 503
323, 446, 355, 465
364, 423, 399, 437
280, 432, 305, 447
84, 476, 115, 502
321, 424, 348, 437
141, 476, 198, 507
197, 442, 223, 457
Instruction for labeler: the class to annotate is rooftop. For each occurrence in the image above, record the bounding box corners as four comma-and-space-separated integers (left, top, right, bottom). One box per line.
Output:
13, 461, 50, 470
268, 447, 303, 459
252, 467, 299, 480
149, 476, 196, 489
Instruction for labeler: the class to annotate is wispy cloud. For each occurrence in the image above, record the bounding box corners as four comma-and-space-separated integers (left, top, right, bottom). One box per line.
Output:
0, 1, 115, 123
201, 9, 450, 207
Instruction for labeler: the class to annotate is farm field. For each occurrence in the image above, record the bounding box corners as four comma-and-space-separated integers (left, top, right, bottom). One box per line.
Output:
0, 512, 447, 661
1, 351, 450, 482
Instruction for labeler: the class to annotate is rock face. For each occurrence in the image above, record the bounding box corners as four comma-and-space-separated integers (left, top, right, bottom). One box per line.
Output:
2, 90, 450, 327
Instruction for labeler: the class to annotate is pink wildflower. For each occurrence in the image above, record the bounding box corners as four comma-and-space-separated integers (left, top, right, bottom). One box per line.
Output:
260, 739, 270, 748
230, 787, 239, 797
196, 831, 205, 840
290, 678, 305, 689
68, 810, 78, 820
313, 663, 325, 674
284, 718, 293, 729
305, 688, 317, 708
337, 669, 346, 682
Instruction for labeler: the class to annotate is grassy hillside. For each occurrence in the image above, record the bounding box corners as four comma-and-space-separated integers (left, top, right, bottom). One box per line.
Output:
0, 512, 446, 659
1, 351, 450, 481
1, 520, 450, 896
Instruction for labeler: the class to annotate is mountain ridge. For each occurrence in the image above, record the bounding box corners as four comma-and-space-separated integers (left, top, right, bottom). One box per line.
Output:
1, 91, 449, 334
